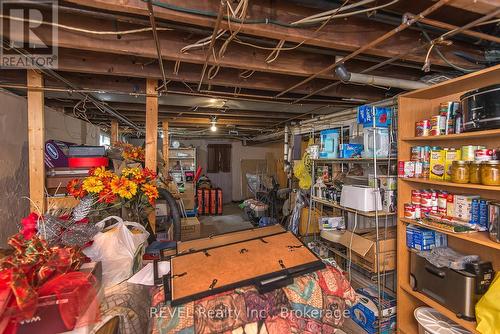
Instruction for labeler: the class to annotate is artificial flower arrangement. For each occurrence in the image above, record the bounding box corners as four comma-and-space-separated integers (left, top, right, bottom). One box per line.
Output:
67, 166, 159, 226
112, 142, 145, 162
0, 213, 98, 334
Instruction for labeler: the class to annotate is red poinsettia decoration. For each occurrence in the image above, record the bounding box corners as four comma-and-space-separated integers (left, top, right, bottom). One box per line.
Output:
20, 213, 38, 240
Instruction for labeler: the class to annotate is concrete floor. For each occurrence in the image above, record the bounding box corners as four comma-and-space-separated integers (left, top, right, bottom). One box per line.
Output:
198, 202, 254, 238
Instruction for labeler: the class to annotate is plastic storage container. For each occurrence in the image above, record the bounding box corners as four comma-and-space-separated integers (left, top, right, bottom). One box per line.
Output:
363, 128, 389, 158
414, 307, 469, 334
319, 129, 339, 159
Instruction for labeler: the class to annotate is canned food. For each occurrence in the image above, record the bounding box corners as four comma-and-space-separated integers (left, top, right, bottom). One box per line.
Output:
404, 203, 416, 219
411, 190, 421, 205
415, 161, 423, 178
438, 207, 447, 215
430, 115, 446, 136
415, 204, 421, 219
411, 146, 422, 161
421, 191, 432, 207
416, 120, 431, 137
462, 145, 484, 161
431, 190, 438, 207
438, 192, 447, 209
422, 146, 432, 162
475, 149, 495, 162
421, 207, 432, 217
422, 162, 430, 178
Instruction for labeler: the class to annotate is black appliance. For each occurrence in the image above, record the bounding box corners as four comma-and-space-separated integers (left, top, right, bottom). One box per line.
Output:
461, 84, 500, 132
410, 251, 494, 321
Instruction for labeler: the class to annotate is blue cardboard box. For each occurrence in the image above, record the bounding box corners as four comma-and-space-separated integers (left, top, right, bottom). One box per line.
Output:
357, 105, 392, 128
349, 286, 397, 334
339, 144, 364, 158
406, 225, 447, 251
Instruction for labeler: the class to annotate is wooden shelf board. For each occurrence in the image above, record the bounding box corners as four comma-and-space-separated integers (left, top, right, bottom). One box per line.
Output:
401, 218, 500, 250
402, 128, 500, 142
401, 178, 500, 192
400, 283, 478, 333
312, 196, 396, 217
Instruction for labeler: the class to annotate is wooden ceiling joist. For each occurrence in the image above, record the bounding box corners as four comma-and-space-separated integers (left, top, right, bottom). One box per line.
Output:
63, 0, 481, 68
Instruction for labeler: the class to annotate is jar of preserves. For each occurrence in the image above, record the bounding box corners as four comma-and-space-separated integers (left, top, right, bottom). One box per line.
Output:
451, 160, 470, 184
480, 160, 500, 186
470, 162, 482, 184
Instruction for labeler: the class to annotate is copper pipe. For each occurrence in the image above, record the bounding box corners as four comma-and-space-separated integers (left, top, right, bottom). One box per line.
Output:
198, 1, 226, 91
147, 0, 168, 90
407, 14, 500, 44
275, 0, 453, 98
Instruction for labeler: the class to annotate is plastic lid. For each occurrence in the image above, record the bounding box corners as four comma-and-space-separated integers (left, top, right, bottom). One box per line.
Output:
414, 307, 470, 334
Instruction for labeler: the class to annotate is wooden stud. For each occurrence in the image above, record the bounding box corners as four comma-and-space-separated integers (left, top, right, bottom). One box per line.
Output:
162, 120, 169, 175
146, 78, 158, 232
110, 120, 119, 145
27, 70, 46, 213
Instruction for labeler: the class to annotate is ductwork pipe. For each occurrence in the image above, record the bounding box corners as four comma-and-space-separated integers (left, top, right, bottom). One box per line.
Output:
335, 64, 429, 90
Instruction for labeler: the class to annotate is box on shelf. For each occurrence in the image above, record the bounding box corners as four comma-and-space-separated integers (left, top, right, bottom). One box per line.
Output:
346, 212, 396, 232
181, 217, 201, 241
319, 129, 339, 159
339, 144, 364, 159
44, 140, 70, 169
319, 216, 345, 231
340, 185, 382, 212
406, 225, 448, 251
363, 127, 389, 158
429, 149, 445, 180
336, 228, 396, 273
444, 149, 461, 181
349, 286, 396, 334
454, 194, 480, 221
357, 106, 392, 128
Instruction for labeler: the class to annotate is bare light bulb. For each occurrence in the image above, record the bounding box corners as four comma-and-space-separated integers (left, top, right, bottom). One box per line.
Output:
210, 124, 217, 132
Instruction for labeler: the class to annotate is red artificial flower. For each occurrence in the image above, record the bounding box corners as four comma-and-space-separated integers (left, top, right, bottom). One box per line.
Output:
21, 213, 39, 240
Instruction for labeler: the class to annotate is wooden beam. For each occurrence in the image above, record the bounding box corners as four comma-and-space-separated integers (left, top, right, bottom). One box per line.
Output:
110, 120, 119, 145
27, 70, 46, 213
63, 0, 480, 68
162, 120, 169, 175
146, 78, 158, 232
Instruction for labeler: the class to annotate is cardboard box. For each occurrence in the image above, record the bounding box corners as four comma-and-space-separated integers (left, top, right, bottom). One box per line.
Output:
299, 207, 320, 236
180, 182, 195, 210
336, 228, 396, 273
454, 194, 480, 221
181, 217, 201, 241
350, 286, 397, 334
429, 149, 445, 180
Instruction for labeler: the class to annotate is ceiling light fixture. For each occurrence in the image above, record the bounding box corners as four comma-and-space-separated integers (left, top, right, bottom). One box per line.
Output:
210, 117, 217, 132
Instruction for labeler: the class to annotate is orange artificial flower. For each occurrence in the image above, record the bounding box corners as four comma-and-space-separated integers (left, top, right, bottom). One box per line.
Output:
141, 183, 159, 205
67, 179, 87, 198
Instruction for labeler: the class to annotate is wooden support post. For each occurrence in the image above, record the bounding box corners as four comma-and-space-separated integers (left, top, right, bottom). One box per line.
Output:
162, 120, 169, 175
110, 120, 119, 145
27, 70, 46, 213
146, 78, 158, 232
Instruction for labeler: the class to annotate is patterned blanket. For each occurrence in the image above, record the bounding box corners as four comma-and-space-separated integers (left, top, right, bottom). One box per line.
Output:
149, 261, 357, 334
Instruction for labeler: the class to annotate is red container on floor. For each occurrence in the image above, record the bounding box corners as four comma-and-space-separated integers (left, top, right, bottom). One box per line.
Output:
68, 157, 109, 168
197, 188, 223, 215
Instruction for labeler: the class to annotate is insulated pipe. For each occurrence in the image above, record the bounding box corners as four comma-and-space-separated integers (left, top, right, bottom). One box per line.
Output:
334, 65, 429, 90
275, 0, 452, 98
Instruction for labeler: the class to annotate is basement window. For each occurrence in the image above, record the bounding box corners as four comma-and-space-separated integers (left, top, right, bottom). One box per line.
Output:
207, 144, 231, 173
99, 133, 111, 147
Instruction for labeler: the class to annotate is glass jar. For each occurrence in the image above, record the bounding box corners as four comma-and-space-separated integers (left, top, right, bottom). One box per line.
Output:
470, 162, 482, 184
450, 160, 470, 184
480, 160, 500, 186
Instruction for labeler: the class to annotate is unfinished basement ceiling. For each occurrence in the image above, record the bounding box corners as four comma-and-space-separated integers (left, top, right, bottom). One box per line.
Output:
0, 0, 498, 139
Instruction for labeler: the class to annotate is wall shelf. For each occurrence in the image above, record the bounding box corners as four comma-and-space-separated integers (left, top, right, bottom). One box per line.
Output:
401, 128, 500, 142
400, 283, 478, 333
397, 64, 500, 333
401, 218, 500, 251
401, 178, 500, 192
313, 157, 395, 163
312, 196, 396, 217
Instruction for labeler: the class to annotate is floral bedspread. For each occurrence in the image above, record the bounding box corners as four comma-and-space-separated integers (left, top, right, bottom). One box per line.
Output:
149, 261, 357, 334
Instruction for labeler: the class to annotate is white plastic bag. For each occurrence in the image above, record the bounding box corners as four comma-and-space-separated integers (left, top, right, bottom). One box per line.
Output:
83, 216, 149, 288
